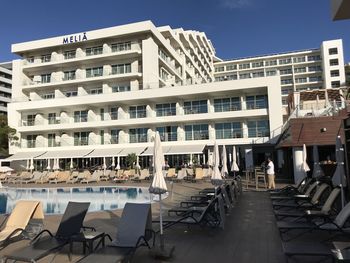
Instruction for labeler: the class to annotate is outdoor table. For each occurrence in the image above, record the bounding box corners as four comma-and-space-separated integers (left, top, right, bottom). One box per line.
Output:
69, 231, 105, 255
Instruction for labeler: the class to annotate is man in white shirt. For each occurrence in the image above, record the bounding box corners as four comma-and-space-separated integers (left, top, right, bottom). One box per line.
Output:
266, 157, 275, 190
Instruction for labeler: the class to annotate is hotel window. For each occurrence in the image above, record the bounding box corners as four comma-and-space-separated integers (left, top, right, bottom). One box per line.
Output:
330, 59, 339, 66
252, 61, 264, 68
227, 74, 238, 80
156, 126, 178, 142
295, 77, 307, 83
329, 48, 338, 55
331, 70, 340, 77
214, 97, 241, 112
281, 88, 293, 95
89, 87, 103, 95
111, 63, 131, 75
74, 131, 90, 146
65, 90, 78, 97
293, 57, 306, 63
74, 110, 88, 123
111, 41, 131, 52
27, 135, 37, 148
184, 100, 208, 114
100, 130, 104, 145
156, 103, 176, 117
226, 64, 237, 71
294, 67, 306, 73
27, 56, 34, 63
129, 128, 148, 143
309, 76, 322, 82
239, 63, 250, 69
279, 68, 292, 75
239, 73, 251, 79
331, 81, 340, 88
246, 95, 268, 109
308, 66, 322, 72
282, 97, 288, 105
86, 46, 103, 56
26, 114, 36, 126
281, 79, 293, 85
266, 70, 277, 76
86, 67, 103, 78
64, 50, 76, 60
215, 122, 242, 139
265, 60, 277, 66
41, 54, 51, 63
110, 129, 120, 144
279, 58, 291, 65
185, 124, 209, 141
42, 93, 55, 100
129, 105, 146, 119
100, 109, 104, 121
215, 76, 225, 82
48, 133, 58, 147
63, 70, 76, 81
110, 107, 118, 120
112, 85, 131, 93
252, 71, 264, 78
308, 55, 321, 61
215, 66, 225, 72
41, 74, 51, 83
247, 120, 269, 138
48, 113, 58, 124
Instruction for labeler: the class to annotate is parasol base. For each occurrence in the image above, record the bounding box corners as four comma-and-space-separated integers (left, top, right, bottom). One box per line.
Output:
149, 244, 175, 260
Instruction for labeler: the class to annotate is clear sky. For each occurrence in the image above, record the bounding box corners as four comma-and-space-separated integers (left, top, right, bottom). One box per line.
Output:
0, 0, 349, 63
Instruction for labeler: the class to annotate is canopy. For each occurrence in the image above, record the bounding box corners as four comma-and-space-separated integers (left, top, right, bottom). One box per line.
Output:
37, 149, 93, 159
5, 151, 46, 161
86, 148, 124, 158
118, 147, 147, 156
141, 144, 205, 156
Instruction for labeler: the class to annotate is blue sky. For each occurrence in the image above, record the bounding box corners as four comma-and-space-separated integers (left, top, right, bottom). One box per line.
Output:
0, 0, 349, 62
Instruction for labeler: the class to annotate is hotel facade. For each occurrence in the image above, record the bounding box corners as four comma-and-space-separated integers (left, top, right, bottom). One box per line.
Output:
0, 62, 12, 115
6, 21, 346, 174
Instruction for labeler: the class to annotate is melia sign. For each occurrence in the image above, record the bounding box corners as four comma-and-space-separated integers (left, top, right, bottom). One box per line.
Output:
63, 33, 88, 44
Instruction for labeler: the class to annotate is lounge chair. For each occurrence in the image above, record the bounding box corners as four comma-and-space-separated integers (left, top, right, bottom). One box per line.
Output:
9, 171, 32, 184
0, 200, 44, 249
3, 201, 90, 263
25, 171, 47, 184
191, 168, 204, 182
49, 171, 71, 184
76, 170, 92, 182
99, 170, 111, 181
270, 177, 312, 196
165, 168, 176, 181
113, 170, 128, 183
77, 203, 155, 263
172, 168, 187, 182
108, 170, 116, 181
66, 171, 79, 184
131, 169, 149, 182
36, 171, 58, 184
81, 170, 101, 184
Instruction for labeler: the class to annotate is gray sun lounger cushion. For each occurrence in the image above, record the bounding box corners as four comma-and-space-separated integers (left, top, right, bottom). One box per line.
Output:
283, 241, 334, 259
3, 201, 90, 263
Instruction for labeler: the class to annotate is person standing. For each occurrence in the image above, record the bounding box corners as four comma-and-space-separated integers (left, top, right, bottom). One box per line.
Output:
266, 157, 275, 190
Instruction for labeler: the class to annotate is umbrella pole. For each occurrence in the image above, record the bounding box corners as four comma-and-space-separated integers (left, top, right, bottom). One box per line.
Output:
159, 193, 164, 249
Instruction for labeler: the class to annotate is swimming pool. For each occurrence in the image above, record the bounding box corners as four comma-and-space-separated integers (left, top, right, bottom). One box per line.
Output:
0, 186, 157, 214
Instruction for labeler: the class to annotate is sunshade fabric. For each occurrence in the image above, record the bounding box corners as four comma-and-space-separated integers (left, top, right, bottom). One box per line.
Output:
6, 151, 46, 161
86, 148, 124, 158
141, 144, 205, 156
149, 132, 167, 194
118, 147, 146, 156
211, 141, 223, 186
38, 149, 93, 159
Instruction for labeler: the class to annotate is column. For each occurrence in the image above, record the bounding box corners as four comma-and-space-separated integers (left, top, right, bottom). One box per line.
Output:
244, 147, 253, 169
292, 147, 305, 184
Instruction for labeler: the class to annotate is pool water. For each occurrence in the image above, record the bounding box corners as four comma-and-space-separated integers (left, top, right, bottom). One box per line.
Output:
0, 186, 155, 214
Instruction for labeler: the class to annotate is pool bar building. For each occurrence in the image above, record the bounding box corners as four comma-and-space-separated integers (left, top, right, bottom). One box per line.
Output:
6, 20, 346, 173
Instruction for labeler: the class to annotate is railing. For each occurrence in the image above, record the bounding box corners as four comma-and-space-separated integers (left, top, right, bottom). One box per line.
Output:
156, 109, 176, 117
159, 133, 177, 142
214, 102, 242, 112
129, 135, 148, 143
184, 105, 208, 115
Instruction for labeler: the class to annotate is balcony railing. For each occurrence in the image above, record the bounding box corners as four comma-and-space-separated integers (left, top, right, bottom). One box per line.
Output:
184, 106, 208, 115
159, 133, 177, 142
130, 135, 148, 143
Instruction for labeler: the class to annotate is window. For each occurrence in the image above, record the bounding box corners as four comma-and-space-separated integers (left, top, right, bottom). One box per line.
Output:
26, 114, 36, 126
247, 120, 269, 137
227, 74, 238, 80
329, 48, 338, 55
215, 122, 242, 139
27, 56, 34, 63
156, 126, 178, 141
74, 110, 88, 122
309, 76, 322, 82
111, 63, 131, 74
63, 70, 76, 81
215, 66, 224, 72
156, 103, 176, 117
41, 74, 51, 83
308, 55, 321, 61
246, 95, 268, 109
89, 87, 103, 95
27, 135, 37, 148
266, 70, 277, 76
280, 68, 292, 75
48, 133, 59, 147
184, 100, 208, 114
110, 107, 118, 120
330, 59, 339, 66
111, 41, 131, 52
86, 46, 103, 56
64, 50, 76, 60
112, 85, 130, 93
308, 66, 322, 72
293, 57, 306, 63
239, 63, 250, 69
294, 67, 306, 73
48, 113, 58, 124
252, 61, 263, 68
295, 77, 307, 83
239, 73, 251, 79
279, 58, 291, 65
41, 54, 51, 63
42, 93, 55, 100
129, 105, 146, 118
265, 60, 277, 66
129, 128, 148, 143
252, 71, 264, 78
185, 124, 209, 140
100, 130, 104, 145
331, 81, 340, 88
214, 97, 241, 112
110, 129, 120, 144
281, 79, 293, 85
100, 108, 105, 121
74, 131, 90, 146
331, 70, 340, 77
65, 90, 78, 97
226, 64, 237, 71
281, 88, 293, 95
86, 67, 103, 78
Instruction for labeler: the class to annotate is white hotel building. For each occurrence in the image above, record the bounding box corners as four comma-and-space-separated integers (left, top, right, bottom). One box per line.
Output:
6, 21, 345, 171
0, 62, 12, 115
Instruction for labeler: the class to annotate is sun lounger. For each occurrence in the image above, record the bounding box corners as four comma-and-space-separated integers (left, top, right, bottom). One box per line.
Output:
131, 169, 149, 182
0, 200, 44, 249
66, 171, 79, 184
36, 171, 58, 184
270, 177, 312, 196
8, 171, 32, 184
18, 171, 41, 184
77, 203, 155, 263
81, 170, 101, 184
99, 170, 111, 181
113, 170, 128, 183
49, 171, 71, 184
3, 201, 90, 263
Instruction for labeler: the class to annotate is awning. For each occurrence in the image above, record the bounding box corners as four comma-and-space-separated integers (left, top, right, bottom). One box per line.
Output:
141, 146, 171, 156
5, 151, 46, 161
118, 147, 147, 156
85, 148, 124, 158
37, 149, 94, 159
141, 144, 206, 155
